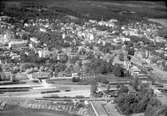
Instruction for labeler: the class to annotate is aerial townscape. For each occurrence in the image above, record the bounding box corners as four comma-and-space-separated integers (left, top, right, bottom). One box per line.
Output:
0, 0, 167, 116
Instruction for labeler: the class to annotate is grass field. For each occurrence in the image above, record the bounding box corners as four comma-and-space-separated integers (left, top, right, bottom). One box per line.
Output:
0, 104, 73, 116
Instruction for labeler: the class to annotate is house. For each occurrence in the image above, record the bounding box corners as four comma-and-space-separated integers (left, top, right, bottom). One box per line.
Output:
37, 48, 50, 58
0, 72, 11, 81
0, 101, 6, 111
0, 16, 11, 21
30, 37, 39, 44
15, 73, 28, 81
156, 94, 167, 105
97, 82, 107, 92
39, 28, 47, 32
72, 73, 79, 78
130, 65, 141, 76
57, 71, 71, 77
89, 19, 97, 24
4, 71, 12, 81
107, 84, 119, 91
57, 53, 68, 61
119, 36, 130, 42
29, 37, 40, 49
151, 86, 167, 105
131, 56, 143, 66
108, 19, 118, 23
127, 85, 136, 94
31, 72, 50, 79
137, 75, 152, 84
8, 40, 28, 49
0, 34, 10, 44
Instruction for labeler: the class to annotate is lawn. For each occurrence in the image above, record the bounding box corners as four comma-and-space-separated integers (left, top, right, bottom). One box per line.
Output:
0, 104, 74, 116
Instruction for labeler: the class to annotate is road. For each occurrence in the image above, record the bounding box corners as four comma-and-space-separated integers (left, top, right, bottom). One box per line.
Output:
103, 103, 124, 116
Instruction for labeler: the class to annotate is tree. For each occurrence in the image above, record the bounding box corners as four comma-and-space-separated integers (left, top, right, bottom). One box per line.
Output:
115, 86, 160, 115
59, 54, 68, 63
131, 77, 140, 91
137, 93, 150, 112
85, 58, 113, 74
20, 63, 35, 71
144, 98, 162, 116
115, 93, 138, 114
69, 56, 79, 64
156, 105, 167, 116
73, 62, 81, 73
0, 72, 7, 81
124, 41, 133, 48
55, 62, 66, 73
72, 77, 80, 82
113, 64, 125, 77
127, 47, 135, 56
96, 76, 109, 84
22, 34, 30, 40
119, 53, 124, 61
119, 85, 129, 94
158, 27, 167, 39
91, 81, 97, 96
0, 65, 2, 72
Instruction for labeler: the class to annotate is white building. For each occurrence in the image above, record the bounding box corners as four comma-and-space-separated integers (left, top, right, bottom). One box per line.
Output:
8, 40, 28, 49
30, 37, 39, 44
38, 48, 50, 58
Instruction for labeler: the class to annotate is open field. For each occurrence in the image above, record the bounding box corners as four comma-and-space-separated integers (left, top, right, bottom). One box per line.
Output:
1, 0, 166, 22
0, 80, 91, 98
36, 0, 167, 20
148, 18, 167, 27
